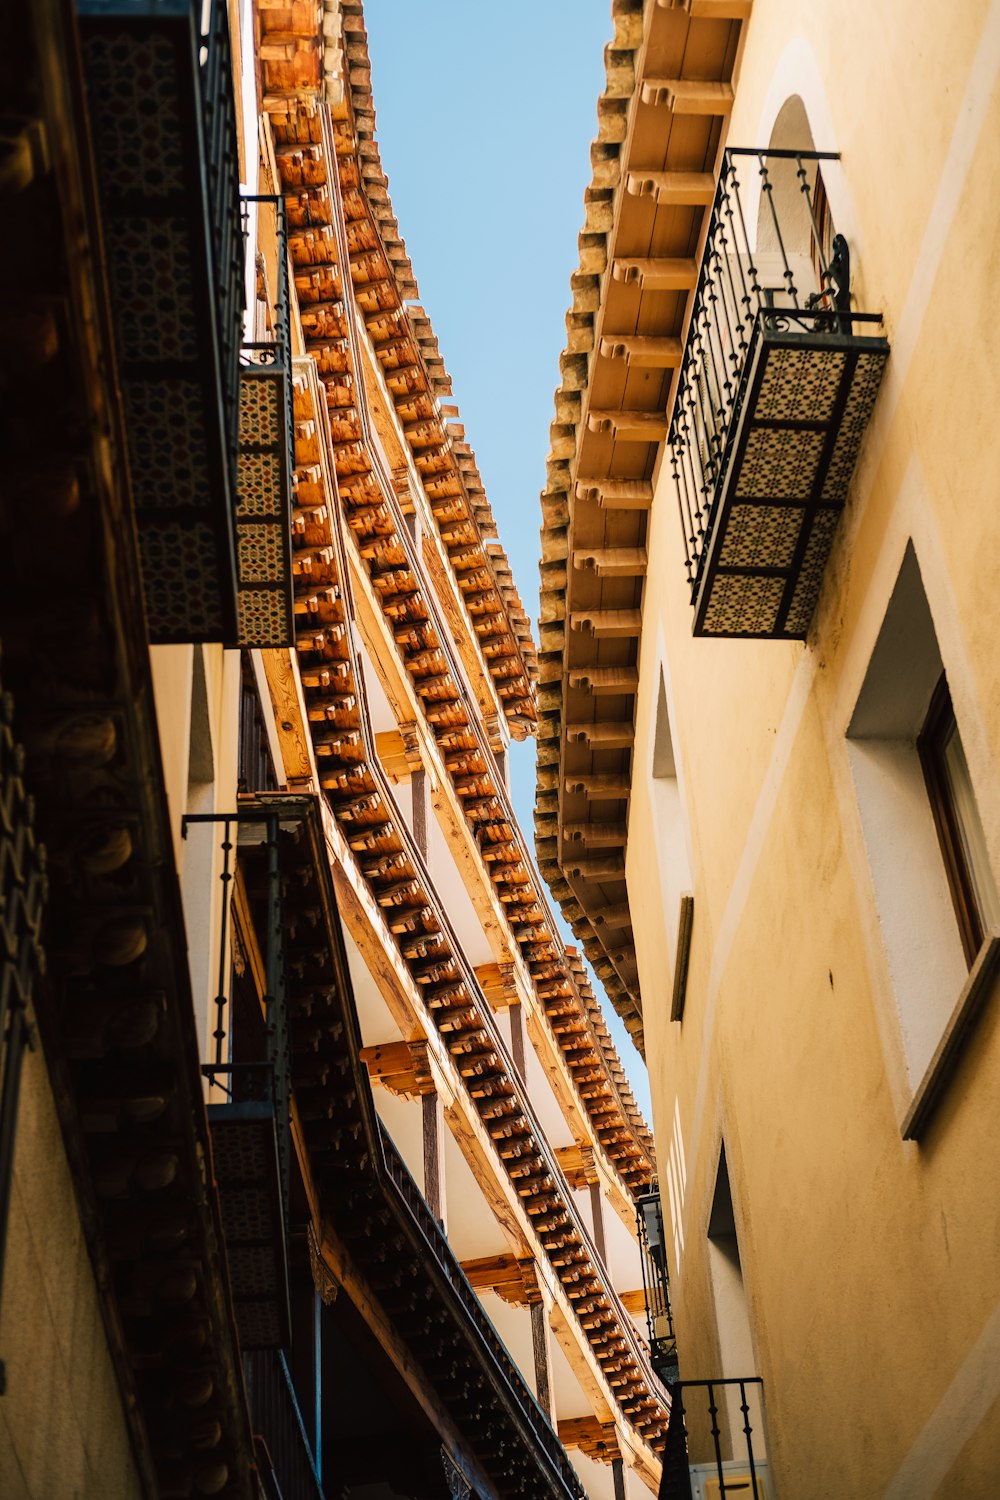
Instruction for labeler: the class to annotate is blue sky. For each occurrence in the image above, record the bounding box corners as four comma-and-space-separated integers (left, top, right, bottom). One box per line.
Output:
364, 2, 653, 1120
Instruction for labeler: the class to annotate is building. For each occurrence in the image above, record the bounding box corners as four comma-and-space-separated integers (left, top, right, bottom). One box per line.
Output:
538, 0, 1000, 1495
0, 2, 673, 1498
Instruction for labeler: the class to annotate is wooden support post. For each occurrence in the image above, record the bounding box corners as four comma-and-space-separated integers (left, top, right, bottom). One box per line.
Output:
530, 1301, 554, 1421
400, 723, 427, 857
590, 1179, 608, 1267
520, 1260, 555, 1423
508, 999, 526, 1082
422, 1089, 447, 1231
612, 1455, 627, 1500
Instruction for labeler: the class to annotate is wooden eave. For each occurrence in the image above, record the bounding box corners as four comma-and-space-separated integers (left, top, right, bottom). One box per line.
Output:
258, 0, 539, 740
536, 0, 750, 1050
262, 42, 655, 1196
236, 795, 586, 1499
276, 358, 668, 1450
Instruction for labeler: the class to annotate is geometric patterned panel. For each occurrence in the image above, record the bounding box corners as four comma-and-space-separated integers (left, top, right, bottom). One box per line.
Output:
735, 427, 825, 500
821, 353, 888, 505
237, 451, 284, 516
124, 378, 211, 508
718, 503, 804, 569
238, 589, 291, 647
693, 325, 889, 640
700, 573, 785, 637
82, 31, 186, 199
107, 219, 199, 365
238, 522, 284, 584
208, 1104, 290, 1350
236, 361, 293, 646
783, 508, 842, 636
755, 346, 846, 423
137, 519, 227, 642
239, 370, 282, 445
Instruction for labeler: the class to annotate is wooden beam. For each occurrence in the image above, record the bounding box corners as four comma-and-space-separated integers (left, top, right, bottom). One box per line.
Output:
658, 0, 753, 17
618, 1289, 647, 1317
562, 855, 626, 881
610, 257, 698, 291
639, 78, 735, 114
561, 823, 627, 848
624, 169, 715, 205
375, 728, 412, 783
564, 774, 631, 801
555, 1143, 598, 1191
359, 1038, 434, 1098
574, 547, 648, 578
557, 1416, 620, 1463
598, 334, 682, 369
587, 410, 668, 443
460, 1252, 529, 1304
568, 666, 639, 695
474, 960, 519, 1009
565, 723, 635, 749
574, 479, 653, 510
570, 609, 642, 639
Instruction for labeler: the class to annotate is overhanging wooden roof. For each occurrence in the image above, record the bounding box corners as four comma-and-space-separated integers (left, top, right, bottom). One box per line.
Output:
260, 0, 538, 737
535, 0, 751, 1052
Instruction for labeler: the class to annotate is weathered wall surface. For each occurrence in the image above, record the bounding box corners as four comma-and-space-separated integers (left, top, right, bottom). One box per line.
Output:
630, 2, 1000, 1495
0, 1046, 143, 1500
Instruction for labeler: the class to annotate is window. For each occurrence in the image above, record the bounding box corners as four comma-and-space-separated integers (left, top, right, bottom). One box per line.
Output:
847, 544, 1000, 1134
919, 674, 1000, 965
651, 666, 694, 1019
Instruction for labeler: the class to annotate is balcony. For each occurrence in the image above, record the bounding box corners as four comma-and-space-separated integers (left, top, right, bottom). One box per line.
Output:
237, 195, 295, 647
183, 810, 296, 1350
636, 1184, 679, 1385
669, 149, 889, 640
79, 0, 244, 643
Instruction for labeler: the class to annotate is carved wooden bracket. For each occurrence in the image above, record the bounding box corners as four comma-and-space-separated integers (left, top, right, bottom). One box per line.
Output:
359, 1037, 435, 1097
555, 1143, 598, 1190
557, 1415, 620, 1463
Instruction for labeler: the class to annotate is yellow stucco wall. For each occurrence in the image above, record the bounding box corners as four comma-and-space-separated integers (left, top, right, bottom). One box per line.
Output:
630, 3, 1000, 1495
0, 1048, 143, 1500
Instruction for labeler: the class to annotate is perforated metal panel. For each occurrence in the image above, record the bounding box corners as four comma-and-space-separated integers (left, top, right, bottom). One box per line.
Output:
208, 1102, 290, 1350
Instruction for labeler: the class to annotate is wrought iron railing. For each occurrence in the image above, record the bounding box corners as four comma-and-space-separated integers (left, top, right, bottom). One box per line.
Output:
379, 1128, 587, 1500
636, 1183, 678, 1384
182, 810, 292, 1205
239, 657, 279, 794
244, 1349, 326, 1500
669, 148, 885, 601
668, 1378, 771, 1499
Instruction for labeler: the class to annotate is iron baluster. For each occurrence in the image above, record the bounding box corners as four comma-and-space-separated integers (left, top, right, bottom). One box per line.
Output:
757, 153, 800, 308
706, 1381, 727, 1490
213, 818, 234, 1075
740, 1378, 762, 1498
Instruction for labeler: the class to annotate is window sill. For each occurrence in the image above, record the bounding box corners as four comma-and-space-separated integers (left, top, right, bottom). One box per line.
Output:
901, 931, 1000, 1140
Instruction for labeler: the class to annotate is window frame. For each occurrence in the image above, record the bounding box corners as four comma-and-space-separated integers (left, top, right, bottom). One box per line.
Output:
918, 673, 988, 966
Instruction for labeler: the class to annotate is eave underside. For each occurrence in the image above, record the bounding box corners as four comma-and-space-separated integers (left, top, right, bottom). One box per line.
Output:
536, 0, 750, 1050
